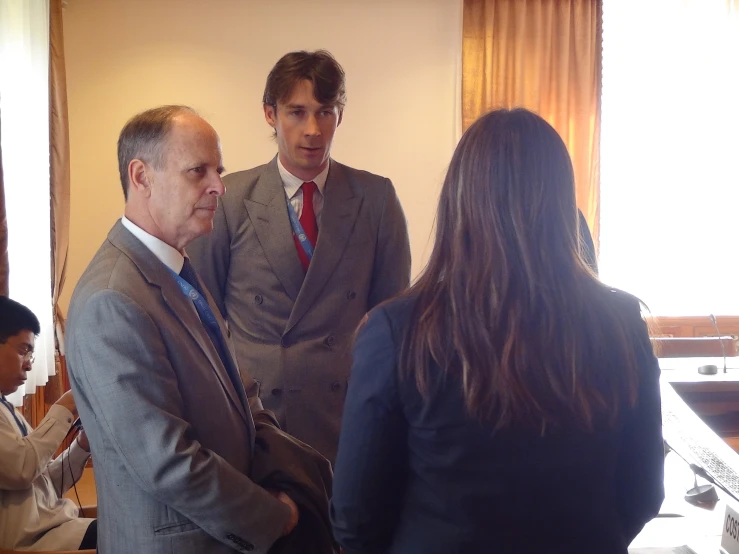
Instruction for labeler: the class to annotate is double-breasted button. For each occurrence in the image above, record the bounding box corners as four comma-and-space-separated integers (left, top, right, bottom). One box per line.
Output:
271, 388, 282, 396
347, 290, 357, 300
330, 381, 342, 392
254, 294, 263, 305
281, 336, 291, 348
324, 335, 335, 347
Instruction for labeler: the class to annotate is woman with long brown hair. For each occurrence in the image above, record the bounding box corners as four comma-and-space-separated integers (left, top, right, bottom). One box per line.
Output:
330, 108, 664, 554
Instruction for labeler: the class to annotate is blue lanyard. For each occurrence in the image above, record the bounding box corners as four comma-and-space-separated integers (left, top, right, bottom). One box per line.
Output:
167, 268, 221, 334
0, 396, 28, 437
286, 198, 314, 261
168, 266, 251, 417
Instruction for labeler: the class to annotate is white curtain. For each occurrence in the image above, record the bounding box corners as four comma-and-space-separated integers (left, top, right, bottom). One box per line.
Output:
0, 0, 55, 405
599, 0, 739, 316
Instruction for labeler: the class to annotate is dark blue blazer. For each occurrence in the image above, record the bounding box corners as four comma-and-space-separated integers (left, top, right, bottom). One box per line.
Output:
331, 292, 664, 554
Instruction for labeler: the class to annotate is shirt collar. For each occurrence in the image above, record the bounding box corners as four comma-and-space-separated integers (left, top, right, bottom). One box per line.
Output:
277, 156, 329, 200
121, 216, 185, 274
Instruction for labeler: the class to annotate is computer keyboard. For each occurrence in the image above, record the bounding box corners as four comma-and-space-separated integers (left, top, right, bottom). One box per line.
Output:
661, 382, 739, 500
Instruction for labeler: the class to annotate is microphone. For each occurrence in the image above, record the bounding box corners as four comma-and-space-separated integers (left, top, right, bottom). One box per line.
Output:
709, 314, 727, 374
664, 442, 721, 505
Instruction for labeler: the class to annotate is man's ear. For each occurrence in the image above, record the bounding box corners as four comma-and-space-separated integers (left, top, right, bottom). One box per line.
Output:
264, 103, 278, 128
337, 108, 343, 127
128, 159, 152, 198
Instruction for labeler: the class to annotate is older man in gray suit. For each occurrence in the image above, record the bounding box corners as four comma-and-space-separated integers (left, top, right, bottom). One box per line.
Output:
189, 51, 412, 462
65, 106, 298, 554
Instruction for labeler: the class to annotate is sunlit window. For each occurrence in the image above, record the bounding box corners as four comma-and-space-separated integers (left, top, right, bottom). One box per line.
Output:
0, 0, 55, 405
600, 0, 739, 316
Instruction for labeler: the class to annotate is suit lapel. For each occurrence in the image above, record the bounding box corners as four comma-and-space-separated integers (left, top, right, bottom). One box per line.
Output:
244, 158, 305, 301
285, 162, 363, 333
107, 222, 250, 426
159, 285, 250, 425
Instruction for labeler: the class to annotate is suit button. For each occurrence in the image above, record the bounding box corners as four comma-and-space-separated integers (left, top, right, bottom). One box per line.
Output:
281, 336, 291, 348
331, 381, 342, 392
347, 290, 357, 300
271, 388, 282, 396
325, 335, 335, 347
254, 294, 263, 305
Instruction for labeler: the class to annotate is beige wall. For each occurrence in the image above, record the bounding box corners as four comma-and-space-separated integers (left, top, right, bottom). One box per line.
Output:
60, 0, 462, 315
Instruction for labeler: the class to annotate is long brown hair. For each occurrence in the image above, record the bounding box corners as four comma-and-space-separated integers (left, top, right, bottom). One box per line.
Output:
401, 108, 641, 432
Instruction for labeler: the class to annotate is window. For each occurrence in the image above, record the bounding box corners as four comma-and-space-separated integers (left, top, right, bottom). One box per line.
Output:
0, 0, 55, 404
599, 0, 739, 316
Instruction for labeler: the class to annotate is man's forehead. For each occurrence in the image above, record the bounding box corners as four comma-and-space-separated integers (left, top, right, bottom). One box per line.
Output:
279, 81, 336, 108
283, 100, 336, 109
164, 118, 221, 158
170, 114, 217, 141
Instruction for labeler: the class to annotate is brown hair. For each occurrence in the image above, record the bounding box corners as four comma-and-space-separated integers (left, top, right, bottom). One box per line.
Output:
117, 105, 196, 200
263, 50, 346, 109
400, 108, 643, 433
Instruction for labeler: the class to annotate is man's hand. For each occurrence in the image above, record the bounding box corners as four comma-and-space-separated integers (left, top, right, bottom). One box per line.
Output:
76, 430, 90, 452
269, 490, 299, 536
56, 390, 77, 417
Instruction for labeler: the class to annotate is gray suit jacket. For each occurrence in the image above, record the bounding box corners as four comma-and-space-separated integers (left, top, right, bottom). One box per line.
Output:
189, 158, 411, 461
65, 221, 289, 554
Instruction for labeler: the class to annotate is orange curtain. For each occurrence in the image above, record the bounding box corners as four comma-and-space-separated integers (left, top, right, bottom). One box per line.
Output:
50, 0, 70, 341
0, 111, 7, 297
462, 0, 602, 248
43, 0, 72, 420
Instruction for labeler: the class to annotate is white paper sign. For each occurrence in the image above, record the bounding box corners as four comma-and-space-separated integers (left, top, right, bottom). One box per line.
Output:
721, 503, 739, 554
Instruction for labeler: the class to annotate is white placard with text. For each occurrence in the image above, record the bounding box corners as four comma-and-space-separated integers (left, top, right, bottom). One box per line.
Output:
721, 504, 739, 554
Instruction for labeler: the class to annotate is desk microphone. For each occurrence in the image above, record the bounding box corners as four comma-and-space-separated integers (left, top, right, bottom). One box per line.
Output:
710, 313, 727, 374
665, 443, 720, 505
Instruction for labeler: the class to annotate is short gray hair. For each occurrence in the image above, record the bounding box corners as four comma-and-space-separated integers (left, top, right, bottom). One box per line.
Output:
117, 105, 196, 200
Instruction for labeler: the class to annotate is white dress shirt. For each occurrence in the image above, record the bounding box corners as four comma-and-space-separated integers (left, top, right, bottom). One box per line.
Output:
122, 217, 207, 326
121, 216, 185, 273
0, 402, 92, 550
277, 156, 329, 227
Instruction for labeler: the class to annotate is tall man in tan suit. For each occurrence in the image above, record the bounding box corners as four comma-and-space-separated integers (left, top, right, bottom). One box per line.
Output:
189, 50, 411, 462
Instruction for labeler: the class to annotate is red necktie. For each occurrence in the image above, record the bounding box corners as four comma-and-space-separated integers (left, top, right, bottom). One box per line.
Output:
293, 181, 318, 272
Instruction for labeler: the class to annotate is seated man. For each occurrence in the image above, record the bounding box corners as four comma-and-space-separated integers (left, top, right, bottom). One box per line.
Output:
0, 296, 96, 551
